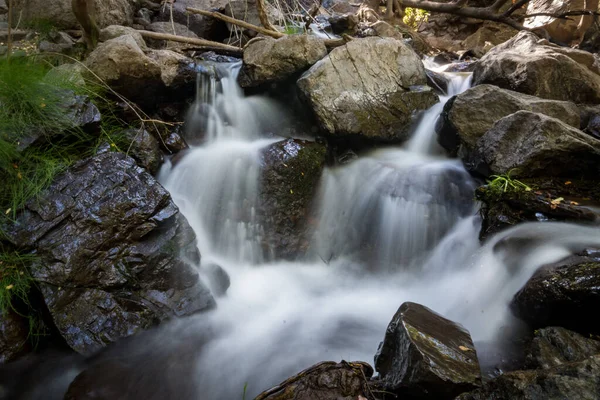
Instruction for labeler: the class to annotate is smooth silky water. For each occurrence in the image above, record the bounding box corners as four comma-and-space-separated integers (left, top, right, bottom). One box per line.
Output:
22, 61, 598, 400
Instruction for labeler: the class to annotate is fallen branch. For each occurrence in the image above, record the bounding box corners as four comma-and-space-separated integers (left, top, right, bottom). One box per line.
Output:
186, 7, 285, 38
136, 30, 243, 56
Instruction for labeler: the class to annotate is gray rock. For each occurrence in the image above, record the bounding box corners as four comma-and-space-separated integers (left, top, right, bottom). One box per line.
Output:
5, 152, 214, 355
526, 327, 600, 370
457, 355, 600, 400
154, 0, 226, 38
472, 111, 600, 177
511, 256, 600, 335
439, 84, 581, 155
473, 31, 600, 103
201, 264, 230, 297
121, 128, 164, 174
136, 8, 154, 27
254, 361, 373, 400
146, 22, 198, 50
239, 36, 327, 87
374, 302, 482, 399
260, 139, 327, 260
297, 37, 438, 142
99, 25, 148, 51
147, 49, 197, 91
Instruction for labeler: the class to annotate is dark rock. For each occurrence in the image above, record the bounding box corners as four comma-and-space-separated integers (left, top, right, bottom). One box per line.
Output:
426, 69, 449, 95
136, 8, 154, 27
238, 36, 327, 88
160, 126, 189, 154
297, 37, 438, 143
473, 31, 600, 103
374, 302, 481, 399
154, 0, 225, 39
197, 51, 241, 64
259, 139, 327, 260
457, 354, 600, 400
442, 61, 476, 73
584, 114, 600, 140
254, 361, 373, 400
476, 177, 600, 240
526, 327, 600, 370
438, 84, 580, 156
471, 111, 600, 178
511, 256, 600, 335
121, 128, 164, 174
0, 309, 30, 364
5, 152, 214, 355
201, 264, 230, 297
328, 13, 358, 35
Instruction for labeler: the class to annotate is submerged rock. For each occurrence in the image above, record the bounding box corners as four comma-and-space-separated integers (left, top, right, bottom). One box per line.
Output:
297, 37, 438, 143
201, 264, 230, 297
239, 36, 327, 87
374, 302, 481, 399
254, 361, 373, 400
6, 152, 214, 355
260, 139, 327, 260
457, 354, 600, 400
526, 327, 600, 370
471, 111, 600, 178
473, 31, 600, 103
438, 85, 580, 156
511, 256, 600, 335
0, 309, 30, 364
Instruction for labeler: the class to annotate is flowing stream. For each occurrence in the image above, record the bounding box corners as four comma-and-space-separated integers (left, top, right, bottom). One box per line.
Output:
153, 62, 600, 399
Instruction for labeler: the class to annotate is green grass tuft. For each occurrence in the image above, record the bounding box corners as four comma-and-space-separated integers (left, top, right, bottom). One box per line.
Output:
485, 170, 532, 198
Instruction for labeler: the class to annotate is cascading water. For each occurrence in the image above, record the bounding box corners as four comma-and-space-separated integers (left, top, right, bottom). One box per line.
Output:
149, 61, 600, 399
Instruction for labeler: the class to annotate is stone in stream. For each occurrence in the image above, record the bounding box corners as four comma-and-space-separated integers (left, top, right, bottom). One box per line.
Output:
259, 139, 327, 260
511, 256, 600, 335
437, 84, 581, 157
238, 35, 327, 88
470, 111, 600, 178
374, 302, 482, 399
525, 327, 600, 370
297, 37, 438, 143
457, 354, 600, 400
5, 151, 214, 355
0, 309, 30, 364
254, 361, 374, 400
473, 31, 600, 103
201, 263, 230, 297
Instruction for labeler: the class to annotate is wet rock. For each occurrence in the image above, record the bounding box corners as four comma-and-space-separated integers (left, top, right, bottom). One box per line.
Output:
297, 37, 438, 143
238, 35, 327, 88
120, 128, 163, 174
147, 49, 197, 94
374, 302, 481, 399
471, 111, 600, 178
476, 177, 600, 240
426, 69, 449, 95
254, 361, 373, 400
160, 126, 189, 154
442, 61, 476, 73
11, 0, 134, 30
457, 354, 600, 400
201, 264, 230, 297
0, 309, 30, 364
5, 152, 214, 355
84, 35, 163, 107
526, 327, 600, 370
99, 25, 148, 51
511, 256, 600, 335
260, 139, 327, 260
438, 85, 580, 156
473, 31, 600, 103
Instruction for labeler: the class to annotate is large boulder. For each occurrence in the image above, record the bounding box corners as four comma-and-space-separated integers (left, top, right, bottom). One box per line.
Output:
297, 37, 438, 142
146, 22, 199, 50
254, 361, 373, 400
99, 25, 148, 50
259, 139, 327, 260
84, 35, 163, 107
438, 85, 580, 156
473, 31, 600, 103
457, 355, 600, 400
5, 151, 214, 355
526, 327, 600, 370
511, 256, 600, 335
461, 21, 518, 57
0, 310, 29, 364
238, 36, 327, 87
11, 0, 134, 30
374, 302, 482, 399
471, 111, 600, 177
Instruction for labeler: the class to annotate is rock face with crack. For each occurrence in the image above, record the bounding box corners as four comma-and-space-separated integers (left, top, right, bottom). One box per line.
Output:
6, 151, 214, 355
297, 37, 438, 142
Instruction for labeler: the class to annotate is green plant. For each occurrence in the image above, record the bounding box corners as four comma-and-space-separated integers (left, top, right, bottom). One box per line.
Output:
403, 7, 429, 29
0, 251, 36, 314
486, 170, 532, 196
242, 382, 248, 400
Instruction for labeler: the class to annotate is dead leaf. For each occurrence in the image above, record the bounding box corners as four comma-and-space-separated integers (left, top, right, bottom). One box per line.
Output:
459, 346, 472, 351
550, 197, 564, 205
565, 181, 572, 185
570, 201, 579, 206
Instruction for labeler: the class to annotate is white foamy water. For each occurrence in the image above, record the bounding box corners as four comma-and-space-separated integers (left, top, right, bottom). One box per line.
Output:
155, 62, 600, 399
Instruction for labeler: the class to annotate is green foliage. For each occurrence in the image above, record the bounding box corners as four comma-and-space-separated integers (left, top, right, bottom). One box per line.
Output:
485, 170, 532, 197
242, 382, 248, 400
0, 251, 36, 315
403, 7, 429, 29
22, 19, 59, 41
